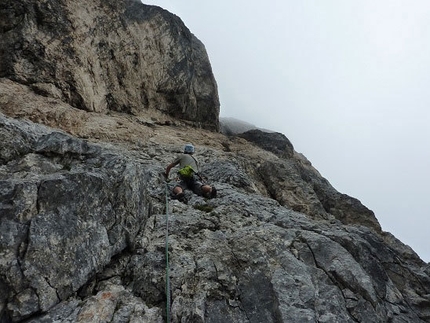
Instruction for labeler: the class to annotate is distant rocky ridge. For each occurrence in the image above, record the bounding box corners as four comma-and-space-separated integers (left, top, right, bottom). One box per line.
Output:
1, 0, 430, 322
219, 117, 260, 136
219, 117, 273, 136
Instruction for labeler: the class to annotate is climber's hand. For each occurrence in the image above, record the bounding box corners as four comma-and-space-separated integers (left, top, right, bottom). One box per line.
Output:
162, 172, 170, 182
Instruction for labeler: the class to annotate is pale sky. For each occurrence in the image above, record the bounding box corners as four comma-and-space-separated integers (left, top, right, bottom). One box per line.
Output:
142, 1, 430, 262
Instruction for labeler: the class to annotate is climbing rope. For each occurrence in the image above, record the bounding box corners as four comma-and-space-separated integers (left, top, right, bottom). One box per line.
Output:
164, 182, 171, 323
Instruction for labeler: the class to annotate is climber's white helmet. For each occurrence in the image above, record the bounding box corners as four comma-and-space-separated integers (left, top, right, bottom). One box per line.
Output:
184, 143, 195, 154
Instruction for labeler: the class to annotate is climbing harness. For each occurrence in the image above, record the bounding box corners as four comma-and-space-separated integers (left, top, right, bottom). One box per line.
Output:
164, 182, 171, 322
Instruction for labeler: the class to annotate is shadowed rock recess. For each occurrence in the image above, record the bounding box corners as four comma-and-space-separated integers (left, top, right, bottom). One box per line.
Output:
1, 1, 430, 323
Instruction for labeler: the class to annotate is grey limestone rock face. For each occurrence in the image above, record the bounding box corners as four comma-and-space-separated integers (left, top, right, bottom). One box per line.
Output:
0, 115, 152, 321
1, 113, 430, 322
0, 0, 219, 130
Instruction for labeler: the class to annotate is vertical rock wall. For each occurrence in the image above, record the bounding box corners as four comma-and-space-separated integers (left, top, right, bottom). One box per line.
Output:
0, 0, 219, 130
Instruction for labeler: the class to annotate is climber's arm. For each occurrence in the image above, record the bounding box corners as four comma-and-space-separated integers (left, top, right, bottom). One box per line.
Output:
165, 161, 179, 177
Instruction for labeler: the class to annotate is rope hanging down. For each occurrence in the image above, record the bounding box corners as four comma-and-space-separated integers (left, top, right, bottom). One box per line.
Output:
165, 182, 171, 323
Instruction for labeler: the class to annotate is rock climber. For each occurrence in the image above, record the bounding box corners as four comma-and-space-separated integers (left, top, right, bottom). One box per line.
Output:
165, 143, 216, 200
